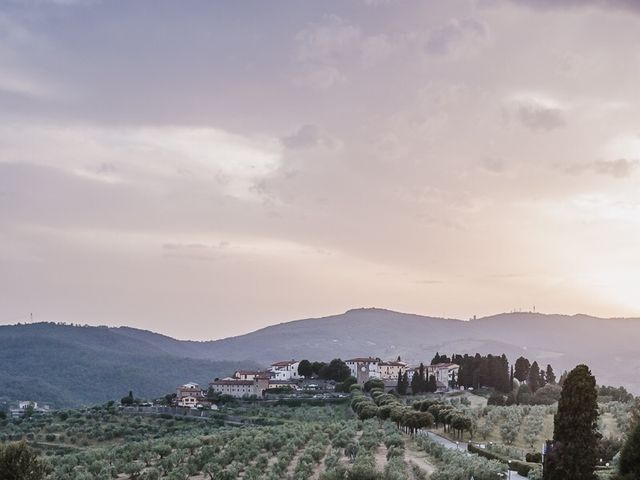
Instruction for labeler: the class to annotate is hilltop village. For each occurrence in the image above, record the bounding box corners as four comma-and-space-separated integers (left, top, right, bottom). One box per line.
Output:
172, 356, 460, 408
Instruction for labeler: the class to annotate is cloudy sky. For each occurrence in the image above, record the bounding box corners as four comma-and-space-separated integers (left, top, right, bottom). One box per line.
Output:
1, 0, 640, 339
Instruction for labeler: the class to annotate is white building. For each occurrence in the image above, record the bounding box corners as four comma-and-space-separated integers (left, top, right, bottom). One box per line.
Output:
269, 360, 301, 381
177, 396, 200, 408
345, 357, 381, 384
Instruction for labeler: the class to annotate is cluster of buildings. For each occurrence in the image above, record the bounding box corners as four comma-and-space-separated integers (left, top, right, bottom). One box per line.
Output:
345, 357, 459, 391
173, 357, 461, 407
6, 401, 51, 418
175, 360, 302, 407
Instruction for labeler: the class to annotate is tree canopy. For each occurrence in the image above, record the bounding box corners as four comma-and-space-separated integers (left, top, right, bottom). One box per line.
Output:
0, 441, 51, 480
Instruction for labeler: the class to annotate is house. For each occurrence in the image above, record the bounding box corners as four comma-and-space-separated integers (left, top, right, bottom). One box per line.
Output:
178, 395, 200, 408
269, 360, 301, 381
345, 357, 381, 384
232, 370, 265, 381
10, 401, 50, 418
175, 382, 206, 407
378, 359, 409, 380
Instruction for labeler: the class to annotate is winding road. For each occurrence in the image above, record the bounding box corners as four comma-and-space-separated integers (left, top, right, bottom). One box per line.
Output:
417, 430, 528, 480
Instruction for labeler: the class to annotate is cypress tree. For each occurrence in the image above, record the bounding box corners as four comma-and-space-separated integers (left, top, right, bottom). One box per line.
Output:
410, 371, 420, 395
396, 370, 404, 395
431, 352, 441, 365
528, 361, 541, 393
618, 423, 640, 479
514, 356, 531, 382
544, 364, 600, 480
418, 363, 426, 393
546, 364, 556, 384
427, 374, 437, 393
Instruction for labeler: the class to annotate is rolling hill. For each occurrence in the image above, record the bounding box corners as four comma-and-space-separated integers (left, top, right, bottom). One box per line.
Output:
2, 308, 640, 407
0, 322, 258, 408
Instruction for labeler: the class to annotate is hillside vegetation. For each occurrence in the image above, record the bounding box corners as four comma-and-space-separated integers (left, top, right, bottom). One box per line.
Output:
0, 323, 257, 407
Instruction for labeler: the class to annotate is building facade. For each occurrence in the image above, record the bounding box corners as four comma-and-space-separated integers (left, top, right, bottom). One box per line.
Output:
378, 360, 408, 380
269, 360, 300, 381
209, 376, 270, 398
345, 357, 381, 384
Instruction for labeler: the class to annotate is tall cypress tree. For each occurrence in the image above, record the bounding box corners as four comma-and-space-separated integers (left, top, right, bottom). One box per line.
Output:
410, 371, 420, 395
544, 364, 600, 480
427, 374, 437, 393
418, 363, 426, 393
618, 422, 640, 479
546, 364, 556, 384
402, 371, 409, 394
528, 361, 541, 393
396, 370, 404, 395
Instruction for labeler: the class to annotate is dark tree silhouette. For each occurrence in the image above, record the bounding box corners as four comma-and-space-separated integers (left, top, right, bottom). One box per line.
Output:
544, 364, 600, 480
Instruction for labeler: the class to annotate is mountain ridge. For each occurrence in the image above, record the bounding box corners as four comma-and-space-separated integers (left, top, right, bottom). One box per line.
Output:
2, 308, 640, 406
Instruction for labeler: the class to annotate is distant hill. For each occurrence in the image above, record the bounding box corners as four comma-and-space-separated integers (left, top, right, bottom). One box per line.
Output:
0, 323, 258, 408
193, 308, 640, 393
3, 308, 640, 407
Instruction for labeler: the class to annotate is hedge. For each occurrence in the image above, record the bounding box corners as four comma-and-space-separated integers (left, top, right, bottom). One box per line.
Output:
468, 443, 539, 476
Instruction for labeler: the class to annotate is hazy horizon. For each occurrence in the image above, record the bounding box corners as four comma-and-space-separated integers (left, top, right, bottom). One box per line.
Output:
3, 306, 639, 342
3, 0, 640, 339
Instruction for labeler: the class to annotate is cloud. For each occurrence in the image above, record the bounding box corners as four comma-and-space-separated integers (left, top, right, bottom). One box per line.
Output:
292, 65, 345, 89
425, 18, 487, 55
479, 157, 507, 173
295, 15, 362, 63
510, 95, 567, 132
281, 124, 336, 150
0, 124, 283, 200
565, 159, 640, 178
507, 0, 640, 14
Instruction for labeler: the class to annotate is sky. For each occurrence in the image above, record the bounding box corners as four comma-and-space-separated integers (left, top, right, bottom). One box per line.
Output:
1, 0, 640, 340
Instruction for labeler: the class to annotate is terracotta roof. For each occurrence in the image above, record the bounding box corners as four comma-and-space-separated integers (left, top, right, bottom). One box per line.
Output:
271, 360, 298, 367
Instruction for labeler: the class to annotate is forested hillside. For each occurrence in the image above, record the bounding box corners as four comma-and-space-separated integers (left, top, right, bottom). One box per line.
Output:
0, 323, 257, 407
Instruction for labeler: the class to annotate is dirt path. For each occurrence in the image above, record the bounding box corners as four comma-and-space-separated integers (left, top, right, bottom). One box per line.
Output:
310, 445, 331, 480
404, 438, 435, 477
286, 444, 308, 477
374, 444, 388, 471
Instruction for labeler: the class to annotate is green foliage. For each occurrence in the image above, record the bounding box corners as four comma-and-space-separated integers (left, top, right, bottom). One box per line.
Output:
531, 384, 562, 405
618, 423, 640, 478
545, 364, 601, 480
0, 323, 259, 407
298, 359, 313, 378
0, 441, 51, 480
598, 386, 634, 404
363, 379, 385, 393
336, 377, 358, 393
418, 435, 504, 480
320, 359, 352, 382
